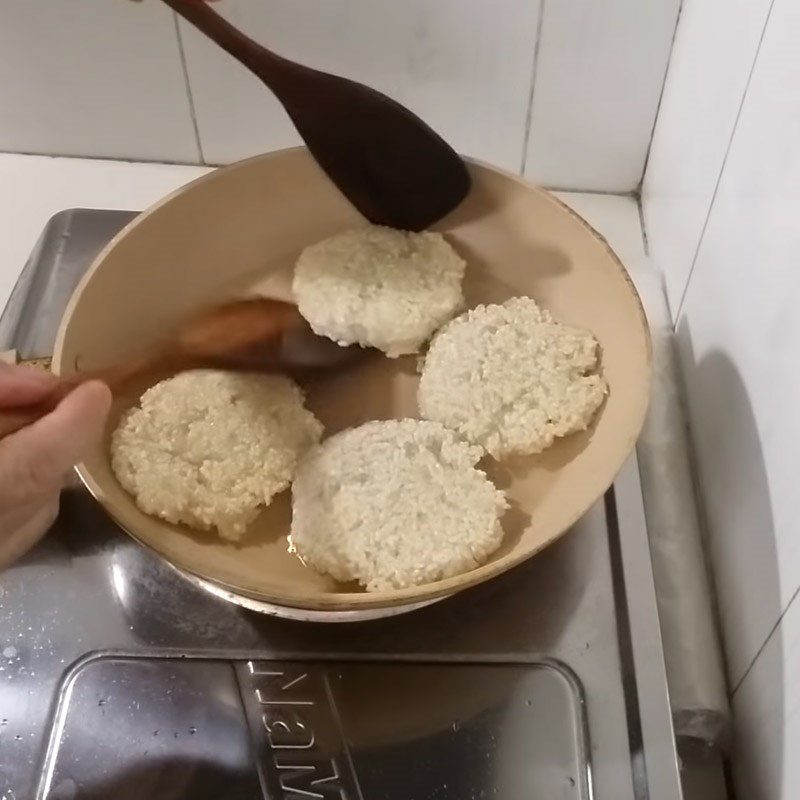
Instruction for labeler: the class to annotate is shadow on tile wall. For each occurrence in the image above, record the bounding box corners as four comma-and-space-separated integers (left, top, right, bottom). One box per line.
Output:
676, 319, 782, 800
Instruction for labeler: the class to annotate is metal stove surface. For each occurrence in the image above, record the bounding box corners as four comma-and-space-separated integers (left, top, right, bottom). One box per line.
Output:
0, 210, 681, 800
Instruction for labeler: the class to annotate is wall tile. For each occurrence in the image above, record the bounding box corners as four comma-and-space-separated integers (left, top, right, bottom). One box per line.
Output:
525, 0, 680, 192
179, 0, 541, 172
0, 0, 684, 193
675, 0, 800, 688
642, 0, 772, 314
0, 1, 199, 163
732, 592, 800, 800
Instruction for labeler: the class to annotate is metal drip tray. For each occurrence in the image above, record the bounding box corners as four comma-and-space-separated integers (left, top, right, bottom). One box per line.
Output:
0, 209, 681, 800
40, 656, 588, 800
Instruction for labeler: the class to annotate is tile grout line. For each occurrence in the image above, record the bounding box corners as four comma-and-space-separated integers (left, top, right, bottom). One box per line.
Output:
673, 0, 777, 324
172, 11, 206, 166
0, 151, 636, 198
0, 150, 210, 169
636, 0, 684, 196
636, 194, 650, 256
519, 0, 547, 176
547, 186, 637, 197
732, 581, 800, 697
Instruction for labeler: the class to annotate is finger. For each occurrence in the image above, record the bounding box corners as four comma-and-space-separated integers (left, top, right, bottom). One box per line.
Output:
0, 407, 48, 439
0, 363, 58, 407
0, 495, 59, 570
0, 380, 111, 503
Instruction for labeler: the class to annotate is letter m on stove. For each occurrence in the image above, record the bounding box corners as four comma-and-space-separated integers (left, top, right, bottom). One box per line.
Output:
279, 762, 350, 799
252, 666, 316, 707
247, 663, 360, 799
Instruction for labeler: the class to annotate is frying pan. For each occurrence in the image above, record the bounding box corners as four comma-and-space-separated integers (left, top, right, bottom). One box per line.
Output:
53, 147, 650, 612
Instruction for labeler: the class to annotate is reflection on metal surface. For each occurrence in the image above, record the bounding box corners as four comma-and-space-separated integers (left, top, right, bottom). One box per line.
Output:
327, 661, 591, 800
38, 656, 261, 800
37, 655, 590, 800
0, 209, 138, 360
0, 209, 681, 800
186, 570, 442, 622
110, 562, 129, 608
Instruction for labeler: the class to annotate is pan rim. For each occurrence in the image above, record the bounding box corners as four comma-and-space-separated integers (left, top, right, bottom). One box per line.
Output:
54, 147, 652, 612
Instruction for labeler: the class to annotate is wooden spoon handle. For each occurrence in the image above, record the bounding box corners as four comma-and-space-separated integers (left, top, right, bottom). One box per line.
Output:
0, 406, 56, 439
160, 0, 287, 85
0, 378, 79, 439
0, 355, 169, 440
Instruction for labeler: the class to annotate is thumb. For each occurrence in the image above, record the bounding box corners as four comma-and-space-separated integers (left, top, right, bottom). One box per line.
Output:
0, 380, 111, 504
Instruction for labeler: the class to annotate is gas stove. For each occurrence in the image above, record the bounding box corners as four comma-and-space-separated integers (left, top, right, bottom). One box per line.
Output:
0, 209, 681, 800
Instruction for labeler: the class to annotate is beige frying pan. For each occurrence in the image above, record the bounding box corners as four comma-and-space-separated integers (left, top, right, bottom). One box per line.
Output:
53, 147, 650, 612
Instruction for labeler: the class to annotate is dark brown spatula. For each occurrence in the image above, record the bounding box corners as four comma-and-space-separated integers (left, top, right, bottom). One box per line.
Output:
0, 298, 363, 439
161, 0, 471, 231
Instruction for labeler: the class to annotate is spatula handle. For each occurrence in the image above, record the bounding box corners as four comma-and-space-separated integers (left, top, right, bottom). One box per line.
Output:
160, 0, 287, 85
0, 357, 163, 440
0, 382, 76, 439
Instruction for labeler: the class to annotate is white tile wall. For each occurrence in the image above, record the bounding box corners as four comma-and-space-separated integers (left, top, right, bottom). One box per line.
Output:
642, 0, 773, 313
732, 593, 800, 800
179, 0, 542, 172
646, 0, 800, 796
672, 0, 798, 690
0, 0, 681, 192
524, 0, 680, 192
0, 0, 200, 163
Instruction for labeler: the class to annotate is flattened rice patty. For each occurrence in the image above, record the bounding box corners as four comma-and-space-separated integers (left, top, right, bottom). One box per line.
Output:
290, 419, 508, 591
292, 225, 465, 357
418, 297, 607, 458
110, 370, 322, 541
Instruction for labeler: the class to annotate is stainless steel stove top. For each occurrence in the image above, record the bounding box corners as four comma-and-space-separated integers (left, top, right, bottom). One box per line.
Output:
0, 209, 681, 800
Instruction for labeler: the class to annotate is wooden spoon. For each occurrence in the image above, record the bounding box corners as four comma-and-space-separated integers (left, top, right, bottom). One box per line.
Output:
0, 297, 362, 439
161, 0, 471, 231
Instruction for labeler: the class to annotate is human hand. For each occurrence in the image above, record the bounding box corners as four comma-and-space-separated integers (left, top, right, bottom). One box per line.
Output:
0, 365, 111, 569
